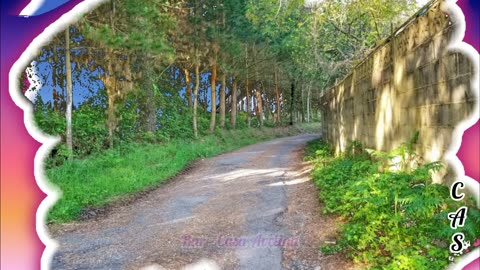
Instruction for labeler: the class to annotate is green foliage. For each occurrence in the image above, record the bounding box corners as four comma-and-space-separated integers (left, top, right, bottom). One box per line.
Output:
345, 140, 365, 158
83, 0, 176, 63
47, 125, 310, 223
306, 139, 480, 269
304, 139, 332, 161
320, 244, 343, 255
34, 96, 66, 136
38, 85, 223, 166
32, 0, 423, 167
72, 100, 110, 156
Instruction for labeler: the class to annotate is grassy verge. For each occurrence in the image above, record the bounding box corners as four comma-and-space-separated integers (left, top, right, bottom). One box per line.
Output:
305, 139, 480, 269
47, 124, 320, 224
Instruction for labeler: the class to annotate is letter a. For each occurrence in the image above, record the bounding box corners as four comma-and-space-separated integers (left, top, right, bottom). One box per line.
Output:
447, 206, 468, 229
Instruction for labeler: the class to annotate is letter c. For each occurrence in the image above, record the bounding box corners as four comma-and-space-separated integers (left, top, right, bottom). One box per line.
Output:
451, 181, 465, 201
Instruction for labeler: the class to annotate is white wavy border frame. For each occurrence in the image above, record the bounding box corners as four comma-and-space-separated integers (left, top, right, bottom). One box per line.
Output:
443, 0, 480, 267
19, 0, 47, 17
6, 0, 479, 269
9, 1, 107, 269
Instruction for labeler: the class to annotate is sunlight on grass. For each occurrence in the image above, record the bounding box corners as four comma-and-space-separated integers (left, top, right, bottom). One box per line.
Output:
47, 125, 319, 223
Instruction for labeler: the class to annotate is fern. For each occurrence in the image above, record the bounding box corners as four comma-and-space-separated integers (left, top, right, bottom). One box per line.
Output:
305, 138, 480, 269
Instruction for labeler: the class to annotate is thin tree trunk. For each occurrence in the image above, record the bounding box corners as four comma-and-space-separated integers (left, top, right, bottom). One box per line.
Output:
193, 63, 200, 138
274, 68, 281, 124
208, 47, 218, 133
184, 68, 192, 107
300, 84, 305, 122
52, 46, 59, 111
65, 28, 73, 157
245, 45, 251, 127
106, 0, 116, 148
106, 73, 116, 148
202, 86, 208, 110
246, 78, 251, 127
230, 77, 237, 129
290, 81, 295, 125
142, 64, 156, 133
307, 84, 311, 123
219, 73, 226, 128
255, 83, 264, 127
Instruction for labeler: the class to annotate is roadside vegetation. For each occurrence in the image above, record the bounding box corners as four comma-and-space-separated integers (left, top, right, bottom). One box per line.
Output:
24, 0, 424, 225
47, 123, 319, 223
24, 0, 420, 164
305, 138, 480, 269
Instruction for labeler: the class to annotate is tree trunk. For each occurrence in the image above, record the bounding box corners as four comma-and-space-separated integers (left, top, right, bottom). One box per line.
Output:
246, 78, 251, 127
307, 85, 311, 123
184, 68, 192, 107
255, 83, 264, 127
208, 47, 218, 133
274, 69, 281, 124
202, 86, 208, 110
52, 47, 59, 111
230, 77, 237, 129
245, 45, 250, 127
300, 84, 305, 123
290, 81, 295, 125
193, 63, 200, 138
106, 72, 116, 148
141, 65, 156, 133
65, 28, 73, 157
106, 0, 116, 148
219, 73, 226, 128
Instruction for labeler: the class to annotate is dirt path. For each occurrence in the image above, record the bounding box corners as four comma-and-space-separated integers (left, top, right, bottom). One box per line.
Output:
50, 134, 355, 270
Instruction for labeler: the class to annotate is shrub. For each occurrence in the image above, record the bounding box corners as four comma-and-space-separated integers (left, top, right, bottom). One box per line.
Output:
307, 139, 480, 269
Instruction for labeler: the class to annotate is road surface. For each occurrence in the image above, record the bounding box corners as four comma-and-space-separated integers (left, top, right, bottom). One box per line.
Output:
50, 134, 355, 270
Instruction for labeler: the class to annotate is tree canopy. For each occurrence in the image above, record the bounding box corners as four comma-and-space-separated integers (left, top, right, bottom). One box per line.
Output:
25, 0, 420, 163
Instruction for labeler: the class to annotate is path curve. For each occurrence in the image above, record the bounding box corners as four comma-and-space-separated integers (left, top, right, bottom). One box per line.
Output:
50, 134, 355, 270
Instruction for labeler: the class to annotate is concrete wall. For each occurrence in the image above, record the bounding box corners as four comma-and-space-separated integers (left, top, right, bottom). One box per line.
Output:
320, 0, 477, 184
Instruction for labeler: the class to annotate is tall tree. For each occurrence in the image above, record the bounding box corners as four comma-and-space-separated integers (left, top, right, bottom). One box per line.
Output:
245, 45, 251, 127
255, 82, 264, 127
65, 27, 73, 156
219, 72, 226, 128
193, 62, 200, 138
230, 77, 238, 129
274, 65, 281, 123
184, 68, 192, 107
208, 44, 219, 133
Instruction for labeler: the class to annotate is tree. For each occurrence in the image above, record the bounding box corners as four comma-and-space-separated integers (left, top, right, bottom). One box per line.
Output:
208, 44, 219, 133
26, 0, 422, 161
230, 77, 238, 129
65, 28, 73, 156
219, 73, 226, 128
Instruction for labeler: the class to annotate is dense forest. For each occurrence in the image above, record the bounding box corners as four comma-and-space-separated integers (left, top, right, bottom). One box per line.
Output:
22, 0, 420, 164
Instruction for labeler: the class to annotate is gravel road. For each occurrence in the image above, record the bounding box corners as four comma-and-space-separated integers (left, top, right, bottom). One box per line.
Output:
50, 134, 355, 270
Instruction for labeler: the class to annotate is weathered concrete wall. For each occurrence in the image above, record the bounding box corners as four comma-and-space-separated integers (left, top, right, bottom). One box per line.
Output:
320, 0, 477, 184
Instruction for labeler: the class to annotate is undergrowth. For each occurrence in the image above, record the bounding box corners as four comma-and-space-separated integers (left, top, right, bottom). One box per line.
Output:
305, 138, 480, 269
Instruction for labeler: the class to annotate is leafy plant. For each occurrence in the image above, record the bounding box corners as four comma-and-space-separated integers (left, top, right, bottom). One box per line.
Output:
320, 244, 343, 255
345, 140, 364, 158
306, 138, 480, 269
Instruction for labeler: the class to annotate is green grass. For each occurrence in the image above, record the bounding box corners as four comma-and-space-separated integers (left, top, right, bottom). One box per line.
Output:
47, 124, 320, 224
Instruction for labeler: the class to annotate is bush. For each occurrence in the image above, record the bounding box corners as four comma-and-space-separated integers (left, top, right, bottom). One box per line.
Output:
307, 139, 480, 269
